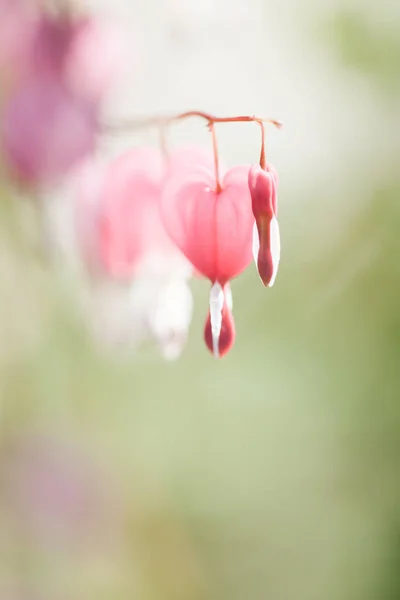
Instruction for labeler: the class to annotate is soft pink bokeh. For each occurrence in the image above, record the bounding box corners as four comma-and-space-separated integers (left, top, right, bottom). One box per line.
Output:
1, 76, 97, 186
0, 7, 123, 186
1, 432, 119, 550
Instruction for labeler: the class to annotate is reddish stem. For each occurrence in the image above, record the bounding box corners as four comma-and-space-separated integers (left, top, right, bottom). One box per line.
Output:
103, 112, 283, 133
209, 122, 222, 193
176, 111, 283, 129
259, 121, 266, 170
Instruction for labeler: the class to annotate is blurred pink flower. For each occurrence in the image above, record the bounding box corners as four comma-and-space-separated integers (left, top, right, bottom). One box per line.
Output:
65, 17, 126, 102
1, 432, 119, 550
76, 146, 204, 358
0, 7, 124, 187
44, 145, 217, 359
0, 0, 38, 82
1, 76, 97, 186
71, 145, 216, 281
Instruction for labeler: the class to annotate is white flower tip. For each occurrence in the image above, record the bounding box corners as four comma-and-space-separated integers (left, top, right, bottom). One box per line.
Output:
209, 282, 224, 359
268, 216, 280, 287
252, 220, 260, 267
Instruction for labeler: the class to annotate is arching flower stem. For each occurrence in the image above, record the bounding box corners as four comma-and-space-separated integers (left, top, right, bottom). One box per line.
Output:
208, 121, 222, 193
102, 112, 283, 134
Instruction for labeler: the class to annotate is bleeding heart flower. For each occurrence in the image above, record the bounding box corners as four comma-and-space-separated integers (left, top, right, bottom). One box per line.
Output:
99, 145, 216, 279
46, 146, 215, 360
0, 8, 122, 187
161, 164, 254, 357
161, 165, 254, 284
29, 13, 77, 78
1, 75, 98, 187
24, 11, 122, 99
99, 147, 175, 278
166, 144, 221, 179
248, 163, 280, 287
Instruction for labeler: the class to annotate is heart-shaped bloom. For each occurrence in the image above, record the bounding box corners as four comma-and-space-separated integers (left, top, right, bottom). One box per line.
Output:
161, 165, 254, 285
98, 145, 217, 279
161, 164, 254, 357
248, 163, 280, 287
99, 147, 169, 278
46, 146, 216, 360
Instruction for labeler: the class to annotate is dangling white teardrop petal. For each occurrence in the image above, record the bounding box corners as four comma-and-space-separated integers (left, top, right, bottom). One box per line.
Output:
252, 220, 260, 267
209, 282, 224, 359
268, 216, 281, 287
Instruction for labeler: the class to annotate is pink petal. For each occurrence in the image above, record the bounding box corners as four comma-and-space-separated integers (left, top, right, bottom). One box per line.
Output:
161, 165, 254, 284
72, 159, 107, 273
99, 147, 179, 278
248, 163, 278, 218
249, 164, 280, 286
166, 144, 225, 179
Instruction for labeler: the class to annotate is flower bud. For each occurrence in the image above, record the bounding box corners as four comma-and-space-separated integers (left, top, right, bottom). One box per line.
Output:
248, 164, 280, 287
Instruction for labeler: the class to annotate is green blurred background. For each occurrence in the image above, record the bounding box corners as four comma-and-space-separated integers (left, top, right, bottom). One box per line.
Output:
0, 1, 400, 598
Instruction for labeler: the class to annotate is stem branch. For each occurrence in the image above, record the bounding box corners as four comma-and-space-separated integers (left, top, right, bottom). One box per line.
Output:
209, 122, 222, 193
103, 112, 282, 134
259, 121, 266, 170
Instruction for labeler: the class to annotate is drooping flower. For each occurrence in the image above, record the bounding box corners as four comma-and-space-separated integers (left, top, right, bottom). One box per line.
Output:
248, 163, 280, 287
98, 144, 217, 280
1, 76, 97, 187
99, 146, 169, 279
0, 7, 122, 187
46, 145, 216, 360
161, 165, 254, 284
94, 146, 212, 358
161, 164, 254, 357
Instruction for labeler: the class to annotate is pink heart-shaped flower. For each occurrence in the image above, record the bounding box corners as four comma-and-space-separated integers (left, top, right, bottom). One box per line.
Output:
160, 165, 254, 284
99, 147, 168, 278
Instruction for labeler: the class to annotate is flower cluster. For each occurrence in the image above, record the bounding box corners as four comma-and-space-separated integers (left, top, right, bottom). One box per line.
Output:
62, 113, 282, 359
0, 4, 282, 361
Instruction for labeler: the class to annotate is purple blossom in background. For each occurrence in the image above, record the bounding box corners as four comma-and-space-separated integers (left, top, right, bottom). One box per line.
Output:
1, 76, 97, 186
0, 4, 122, 187
0, 0, 38, 79
0, 432, 119, 551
